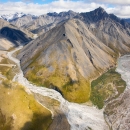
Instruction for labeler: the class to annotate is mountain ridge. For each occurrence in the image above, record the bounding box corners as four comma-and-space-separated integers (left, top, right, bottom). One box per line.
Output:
9, 7, 130, 102
0, 18, 33, 49
18, 18, 118, 102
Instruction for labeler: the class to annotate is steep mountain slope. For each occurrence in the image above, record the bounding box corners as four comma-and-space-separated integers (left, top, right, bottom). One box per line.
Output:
18, 19, 118, 102
0, 18, 33, 46
18, 7, 130, 103
124, 18, 130, 23
0, 12, 25, 21
77, 7, 130, 54
9, 14, 37, 28
21, 10, 77, 35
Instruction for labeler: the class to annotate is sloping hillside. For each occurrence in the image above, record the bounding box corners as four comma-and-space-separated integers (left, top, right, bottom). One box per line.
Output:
18, 19, 118, 102
18, 8, 130, 103
77, 7, 130, 54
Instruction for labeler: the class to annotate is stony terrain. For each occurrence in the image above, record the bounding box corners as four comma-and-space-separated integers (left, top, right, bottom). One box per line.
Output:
90, 68, 126, 109
10, 47, 108, 130
124, 18, 130, 23
33, 93, 70, 130
104, 55, 130, 130
77, 7, 130, 54
17, 8, 130, 104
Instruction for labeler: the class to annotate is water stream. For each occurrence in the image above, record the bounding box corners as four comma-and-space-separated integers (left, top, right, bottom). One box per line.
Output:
8, 47, 107, 130
116, 55, 130, 90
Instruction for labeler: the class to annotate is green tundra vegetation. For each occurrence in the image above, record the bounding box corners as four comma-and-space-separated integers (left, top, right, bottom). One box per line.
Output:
0, 58, 18, 80
25, 62, 90, 103
90, 68, 126, 109
0, 79, 52, 130
0, 58, 52, 130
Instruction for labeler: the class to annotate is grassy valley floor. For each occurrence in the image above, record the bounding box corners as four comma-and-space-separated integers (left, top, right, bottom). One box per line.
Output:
0, 52, 52, 130
90, 68, 126, 109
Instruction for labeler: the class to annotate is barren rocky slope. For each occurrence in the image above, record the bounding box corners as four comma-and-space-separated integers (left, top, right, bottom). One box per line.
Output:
0, 34, 15, 50
1, 7, 130, 130
18, 8, 130, 103
20, 10, 77, 36
18, 18, 120, 102
77, 7, 130, 54
9, 14, 37, 28
124, 18, 130, 24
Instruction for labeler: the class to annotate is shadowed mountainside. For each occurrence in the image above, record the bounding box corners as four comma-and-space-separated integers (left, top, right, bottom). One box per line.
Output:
0, 18, 33, 49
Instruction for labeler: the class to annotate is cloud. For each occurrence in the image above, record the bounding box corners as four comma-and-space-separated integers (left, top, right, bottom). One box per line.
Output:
0, 0, 129, 18
89, 0, 130, 5
106, 6, 130, 18
0, 1, 106, 15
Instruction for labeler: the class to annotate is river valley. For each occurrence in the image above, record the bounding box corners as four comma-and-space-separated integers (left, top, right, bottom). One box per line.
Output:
7, 47, 130, 130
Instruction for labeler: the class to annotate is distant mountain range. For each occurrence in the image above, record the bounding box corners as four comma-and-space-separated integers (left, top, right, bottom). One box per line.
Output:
124, 18, 130, 23
0, 9, 130, 36
0, 12, 26, 21
0, 18, 33, 50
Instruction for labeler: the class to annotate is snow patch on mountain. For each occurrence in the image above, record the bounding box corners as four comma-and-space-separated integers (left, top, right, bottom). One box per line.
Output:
0, 12, 26, 21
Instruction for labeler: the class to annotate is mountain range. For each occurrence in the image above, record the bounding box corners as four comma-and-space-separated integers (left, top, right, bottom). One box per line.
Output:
1, 7, 130, 101
0, 7, 130, 130
15, 7, 130, 102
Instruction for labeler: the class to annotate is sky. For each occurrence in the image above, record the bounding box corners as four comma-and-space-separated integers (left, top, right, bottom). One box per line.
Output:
0, 0, 130, 18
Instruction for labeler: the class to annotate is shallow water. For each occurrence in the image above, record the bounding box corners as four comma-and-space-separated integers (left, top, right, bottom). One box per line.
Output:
116, 55, 130, 90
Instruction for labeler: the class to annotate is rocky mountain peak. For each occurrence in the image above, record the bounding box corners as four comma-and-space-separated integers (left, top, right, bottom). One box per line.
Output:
79, 7, 109, 24
47, 10, 77, 18
109, 13, 121, 22
47, 12, 58, 17
91, 7, 109, 20
95, 7, 106, 13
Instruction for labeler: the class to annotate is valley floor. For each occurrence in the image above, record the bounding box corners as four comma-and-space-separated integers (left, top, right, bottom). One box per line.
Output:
0, 47, 129, 130
9, 47, 107, 130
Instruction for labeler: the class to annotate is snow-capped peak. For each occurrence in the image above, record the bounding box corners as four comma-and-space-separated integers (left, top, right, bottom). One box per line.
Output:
0, 12, 26, 21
